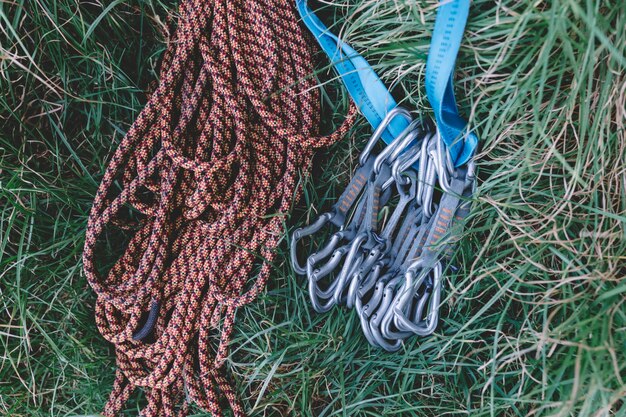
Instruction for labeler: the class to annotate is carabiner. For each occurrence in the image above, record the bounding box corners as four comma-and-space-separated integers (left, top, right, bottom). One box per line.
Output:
368, 275, 406, 351
359, 107, 413, 166
307, 244, 351, 295
390, 142, 422, 187
415, 134, 439, 218
433, 130, 455, 194
292, 153, 376, 275
394, 261, 443, 336
379, 260, 430, 340
355, 274, 382, 347
373, 119, 423, 174
306, 233, 343, 270
422, 163, 439, 218
291, 212, 334, 275
344, 241, 394, 309
346, 259, 387, 309
357, 270, 393, 322
304, 192, 368, 278
331, 232, 368, 305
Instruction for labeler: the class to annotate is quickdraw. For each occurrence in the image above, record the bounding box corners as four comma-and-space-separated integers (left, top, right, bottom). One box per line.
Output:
291, 0, 478, 351
83, 0, 355, 415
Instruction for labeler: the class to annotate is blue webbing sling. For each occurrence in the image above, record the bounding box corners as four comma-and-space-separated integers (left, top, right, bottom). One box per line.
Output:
295, 0, 478, 166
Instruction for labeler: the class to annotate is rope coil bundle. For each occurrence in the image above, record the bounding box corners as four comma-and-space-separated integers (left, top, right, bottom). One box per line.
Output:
290, 0, 478, 351
83, 0, 353, 415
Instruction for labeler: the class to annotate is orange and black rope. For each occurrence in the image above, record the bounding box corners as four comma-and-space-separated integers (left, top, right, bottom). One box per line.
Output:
83, 0, 355, 415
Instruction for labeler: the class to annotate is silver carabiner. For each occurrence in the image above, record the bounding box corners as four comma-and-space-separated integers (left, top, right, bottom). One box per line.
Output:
331, 232, 368, 305
306, 233, 343, 270
393, 260, 443, 336
381, 259, 430, 338
390, 141, 422, 187
433, 129, 480, 197
346, 259, 388, 309
416, 133, 439, 218
433, 130, 455, 194
368, 275, 406, 351
291, 212, 334, 275
359, 107, 413, 166
379, 288, 414, 341
346, 174, 417, 307
304, 194, 367, 278
355, 267, 384, 347
343, 241, 390, 309
419, 155, 438, 218
373, 118, 423, 174
307, 245, 351, 312
415, 285, 434, 325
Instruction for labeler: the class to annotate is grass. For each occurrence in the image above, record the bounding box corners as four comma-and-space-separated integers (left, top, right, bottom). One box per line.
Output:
0, 0, 624, 416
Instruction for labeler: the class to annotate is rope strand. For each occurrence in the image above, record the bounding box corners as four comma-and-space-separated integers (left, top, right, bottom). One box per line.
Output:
83, 0, 355, 415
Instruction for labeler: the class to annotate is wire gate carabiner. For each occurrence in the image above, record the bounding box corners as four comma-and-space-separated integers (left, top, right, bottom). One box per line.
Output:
291, 107, 476, 351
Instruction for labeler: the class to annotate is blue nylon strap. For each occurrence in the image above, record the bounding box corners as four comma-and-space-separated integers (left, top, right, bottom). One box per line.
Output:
295, 0, 409, 144
296, 0, 477, 166
425, 0, 478, 166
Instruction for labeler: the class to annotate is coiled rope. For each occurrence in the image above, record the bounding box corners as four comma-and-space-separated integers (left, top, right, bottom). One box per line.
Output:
83, 0, 354, 415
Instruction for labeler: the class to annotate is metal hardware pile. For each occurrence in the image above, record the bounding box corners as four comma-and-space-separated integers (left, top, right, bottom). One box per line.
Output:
82, 0, 355, 415
291, 107, 475, 351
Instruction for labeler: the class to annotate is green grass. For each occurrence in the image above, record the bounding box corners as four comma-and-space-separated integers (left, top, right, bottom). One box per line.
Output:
1, 0, 624, 416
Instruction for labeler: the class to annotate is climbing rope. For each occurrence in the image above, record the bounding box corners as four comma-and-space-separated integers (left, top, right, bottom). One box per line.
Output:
83, 0, 354, 415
